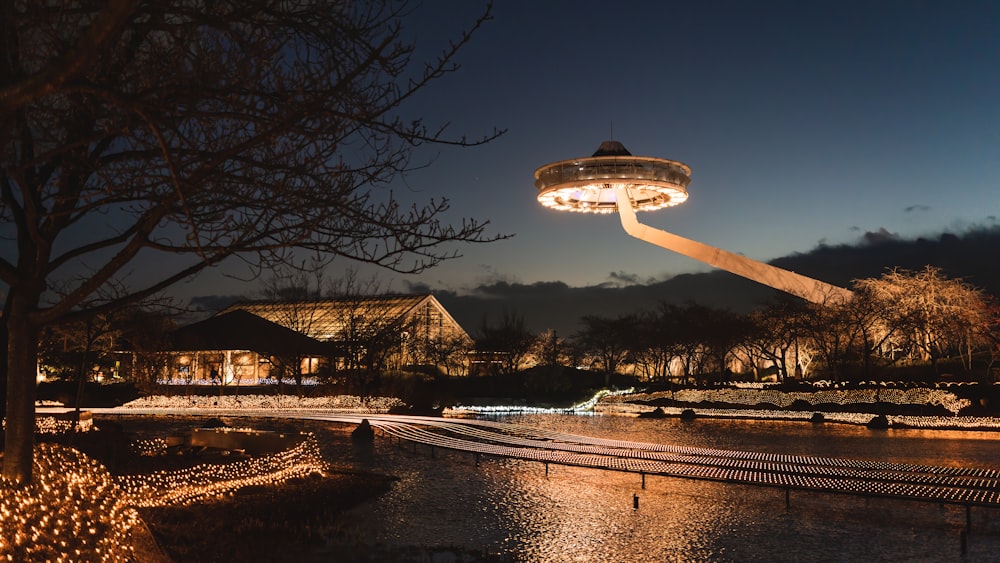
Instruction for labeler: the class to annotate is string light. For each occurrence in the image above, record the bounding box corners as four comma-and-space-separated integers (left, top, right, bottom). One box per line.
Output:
116, 433, 328, 508
0, 445, 137, 562
599, 387, 971, 415
446, 388, 635, 416
2, 424, 328, 560
121, 393, 404, 413
3, 384, 994, 561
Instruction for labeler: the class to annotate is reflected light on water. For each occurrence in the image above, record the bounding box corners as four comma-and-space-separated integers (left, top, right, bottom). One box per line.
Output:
326, 414, 1000, 561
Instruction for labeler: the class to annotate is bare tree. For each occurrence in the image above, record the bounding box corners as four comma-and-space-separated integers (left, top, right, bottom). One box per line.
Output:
629, 305, 688, 383
743, 299, 813, 381
798, 299, 861, 383
841, 286, 907, 380
117, 307, 176, 393
855, 266, 992, 375
324, 271, 406, 392
573, 314, 634, 385
529, 329, 571, 368
256, 264, 328, 396
409, 331, 472, 376
693, 306, 751, 381
475, 309, 536, 376
0, 1, 503, 483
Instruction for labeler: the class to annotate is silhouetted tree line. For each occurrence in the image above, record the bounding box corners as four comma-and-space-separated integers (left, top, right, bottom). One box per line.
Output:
473, 266, 999, 384
40, 266, 1000, 397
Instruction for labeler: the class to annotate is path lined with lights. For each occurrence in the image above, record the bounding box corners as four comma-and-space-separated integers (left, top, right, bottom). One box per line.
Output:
330, 414, 1000, 508
103, 408, 1000, 512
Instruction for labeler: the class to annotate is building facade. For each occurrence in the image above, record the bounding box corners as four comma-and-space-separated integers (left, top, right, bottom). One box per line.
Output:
152, 294, 472, 384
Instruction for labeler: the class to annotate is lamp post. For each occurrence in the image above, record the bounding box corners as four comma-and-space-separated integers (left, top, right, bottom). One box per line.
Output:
535, 141, 852, 304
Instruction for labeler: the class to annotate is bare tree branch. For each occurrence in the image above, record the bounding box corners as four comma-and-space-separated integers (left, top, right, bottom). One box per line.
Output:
1, 0, 506, 484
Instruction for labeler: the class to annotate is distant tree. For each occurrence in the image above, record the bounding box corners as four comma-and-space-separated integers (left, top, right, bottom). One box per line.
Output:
798, 299, 860, 383
854, 266, 992, 375
117, 308, 177, 393
573, 314, 634, 385
38, 284, 175, 419
324, 272, 418, 393
257, 264, 328, 396
475, 309, 535, 375
982, 299, 1000, 378
840, 286, 906, 380
409, 332, 472, 376
731, 320, 771, 382
0, 1, 503, 484
694, 306, 751, 381
252, 267, 431, 394
39, 313, 118, 423
743, 298, 813, 381
39, 314, 117, 382
629, 309, 671, 382
530, 329, 572, 367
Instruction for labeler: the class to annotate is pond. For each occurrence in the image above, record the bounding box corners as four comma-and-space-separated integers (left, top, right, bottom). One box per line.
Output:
317, 414, 1000, 562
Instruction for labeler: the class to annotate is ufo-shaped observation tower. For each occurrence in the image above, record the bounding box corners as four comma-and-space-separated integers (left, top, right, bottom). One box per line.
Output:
534, 141, 852, 304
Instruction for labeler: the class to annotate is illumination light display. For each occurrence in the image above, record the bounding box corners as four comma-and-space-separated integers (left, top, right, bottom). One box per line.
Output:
1, 421, 328, 561
4, 385, 999, 560
446, 388, 635, 416
0, 444, 138, 562
116, 434, 327, 508
122, 393, 403, 413
600, 386, 973, 415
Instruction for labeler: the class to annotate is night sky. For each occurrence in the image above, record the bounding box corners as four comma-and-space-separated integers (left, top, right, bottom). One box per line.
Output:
177, 0, 999, 306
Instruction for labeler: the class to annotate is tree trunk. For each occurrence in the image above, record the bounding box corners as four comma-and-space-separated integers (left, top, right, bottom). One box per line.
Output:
76, 319, 94, 424
0, 296, 9, 424
4, 303, 40, 484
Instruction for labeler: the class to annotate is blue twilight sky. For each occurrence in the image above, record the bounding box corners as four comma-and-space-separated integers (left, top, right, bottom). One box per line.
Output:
177, 0, 999, 302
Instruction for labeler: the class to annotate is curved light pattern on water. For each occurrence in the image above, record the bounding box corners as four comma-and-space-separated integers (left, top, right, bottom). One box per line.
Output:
324, 415, 1000, 562
447, 388, 635, 416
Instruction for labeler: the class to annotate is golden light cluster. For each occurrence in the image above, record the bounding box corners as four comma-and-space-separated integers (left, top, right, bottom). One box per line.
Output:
606, 387, 972, 415
33, 416, 94, 435
2, 415, 93, 435
0, 444, 138, 563
117, 433, 328, 508
447, 388, 635, 416
2, 423, 329, 560
129, 437, 169, 457
122, 393, 404, 413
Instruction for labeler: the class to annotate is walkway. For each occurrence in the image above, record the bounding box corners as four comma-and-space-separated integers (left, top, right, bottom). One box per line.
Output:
341, 414, 1000, 507
101, 408, 1000, 512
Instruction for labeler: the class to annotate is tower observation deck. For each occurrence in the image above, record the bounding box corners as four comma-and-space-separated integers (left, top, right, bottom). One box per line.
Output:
534, 141, 852, 304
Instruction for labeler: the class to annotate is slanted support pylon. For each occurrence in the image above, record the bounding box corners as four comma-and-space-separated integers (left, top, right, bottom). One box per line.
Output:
614, 186, 852, 304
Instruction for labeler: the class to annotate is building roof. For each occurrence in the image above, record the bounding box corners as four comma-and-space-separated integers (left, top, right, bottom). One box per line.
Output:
165, 310, 328, 355
221, 293, 468, 342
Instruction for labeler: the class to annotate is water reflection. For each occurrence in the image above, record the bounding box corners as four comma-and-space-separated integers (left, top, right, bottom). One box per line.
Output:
324, 415, 1000, 562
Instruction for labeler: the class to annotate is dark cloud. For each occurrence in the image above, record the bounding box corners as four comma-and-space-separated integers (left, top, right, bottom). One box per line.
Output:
473, 264, 520, 287
473, 280, 571, 298
607, 270, 653, 286
608, 271, 639, 285
403, 280, 434, 294
859, 228, 899, 245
